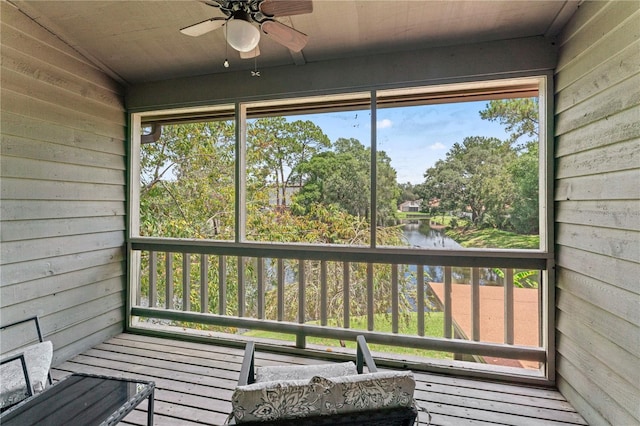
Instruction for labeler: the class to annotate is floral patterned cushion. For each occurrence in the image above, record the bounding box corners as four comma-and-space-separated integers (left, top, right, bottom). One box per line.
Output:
0, 341, 53, 409
231, 371, 415, 423
255, 362, 357, 383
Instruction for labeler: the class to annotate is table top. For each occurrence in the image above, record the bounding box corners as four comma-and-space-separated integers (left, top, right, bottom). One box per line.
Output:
0, 373, 155, 426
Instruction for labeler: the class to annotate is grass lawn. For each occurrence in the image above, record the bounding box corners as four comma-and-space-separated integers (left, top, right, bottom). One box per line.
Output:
414, 214, 538, 249
396, 211, 430, 220
243, 312, 452, 359
446, 227, 539, 249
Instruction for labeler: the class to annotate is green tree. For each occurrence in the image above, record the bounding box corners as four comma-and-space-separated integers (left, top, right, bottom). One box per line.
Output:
247, 117, 330, 208
480, 98, 540, 232
509, 141, 539, 233
398, 182, 421, 204
376, 149, 401, 225
421, 136, 516, 226
480, 98, 538, 148
293, 138, 399, 225
140, 121, 236, 238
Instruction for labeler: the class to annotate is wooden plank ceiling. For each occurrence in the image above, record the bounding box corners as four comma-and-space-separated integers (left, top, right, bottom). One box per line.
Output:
9, 0, 578, 85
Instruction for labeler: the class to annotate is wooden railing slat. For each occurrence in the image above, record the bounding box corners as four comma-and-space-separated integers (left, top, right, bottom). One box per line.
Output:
367, 263, 374, 331
238, 256, 245, 317
277, 258, 284, 322
417, 265, 425, 337
444, 266, 452, 339
149, 251, 157, 309
297, 259, 306, 348
320, 260, 328, 326
471, 267, 480, 341
166, 254, 173, 309
505, 268, 515, 344
391, 264, 399, 334
257, 257, 265, 319
343, 261, 350, 329
218, 256, 226, 315
200, 254, 208, 314
182, 253, 190, 311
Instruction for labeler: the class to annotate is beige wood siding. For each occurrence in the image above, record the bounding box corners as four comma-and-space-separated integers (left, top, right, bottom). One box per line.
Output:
0, 3, 126, 365
554, 1, 640, 424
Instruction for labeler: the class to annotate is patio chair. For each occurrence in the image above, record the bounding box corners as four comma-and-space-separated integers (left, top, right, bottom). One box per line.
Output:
228, 335, 418, 425
0, 316, 53, 411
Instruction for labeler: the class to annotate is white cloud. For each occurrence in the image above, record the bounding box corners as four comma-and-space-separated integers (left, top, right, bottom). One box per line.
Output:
377, 118, 393, 129
430, 142, 446, 150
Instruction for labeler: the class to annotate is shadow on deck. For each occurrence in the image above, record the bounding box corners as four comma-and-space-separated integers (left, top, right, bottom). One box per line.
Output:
51, 334, 587, 426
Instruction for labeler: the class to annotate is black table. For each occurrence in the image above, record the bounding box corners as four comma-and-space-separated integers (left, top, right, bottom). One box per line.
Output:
0, 373, 155, 426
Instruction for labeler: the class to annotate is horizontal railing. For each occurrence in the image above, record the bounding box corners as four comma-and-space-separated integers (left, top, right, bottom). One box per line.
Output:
129, 237, 548, 364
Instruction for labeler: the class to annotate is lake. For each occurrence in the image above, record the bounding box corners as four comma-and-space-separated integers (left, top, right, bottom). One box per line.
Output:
402, 221, 462, 249
401, 220, 502, 286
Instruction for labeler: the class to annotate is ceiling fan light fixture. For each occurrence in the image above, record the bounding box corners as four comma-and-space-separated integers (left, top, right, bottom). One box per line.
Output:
225, 18, 260, 52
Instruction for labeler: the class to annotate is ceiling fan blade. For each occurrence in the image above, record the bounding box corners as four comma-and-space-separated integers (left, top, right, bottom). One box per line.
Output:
200, 0, 222, 8
261, 20, 308, 52
259, 0, 312, 17
240, 45, 261, 59
180, 17, 226, 37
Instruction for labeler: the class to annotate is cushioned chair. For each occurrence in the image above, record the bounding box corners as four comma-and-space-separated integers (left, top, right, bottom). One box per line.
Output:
228, 336, 418, 425
0, 316, 54, 411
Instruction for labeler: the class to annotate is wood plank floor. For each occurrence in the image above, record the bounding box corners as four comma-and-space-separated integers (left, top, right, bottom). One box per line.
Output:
51, 334, 588, 426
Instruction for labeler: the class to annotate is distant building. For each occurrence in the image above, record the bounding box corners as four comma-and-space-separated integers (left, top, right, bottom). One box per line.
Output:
398, 199, 422, 212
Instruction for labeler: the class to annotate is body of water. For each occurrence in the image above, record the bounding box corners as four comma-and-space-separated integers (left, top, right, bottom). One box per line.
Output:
402, 222, 461, 249
401, 220, 502, 286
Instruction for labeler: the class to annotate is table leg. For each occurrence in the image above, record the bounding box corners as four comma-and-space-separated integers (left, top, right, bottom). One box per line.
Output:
147, 389, 155, 425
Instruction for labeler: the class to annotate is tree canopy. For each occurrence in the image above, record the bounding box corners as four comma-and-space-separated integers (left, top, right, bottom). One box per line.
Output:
247, 117, 330, 207
140, 120, 236, 238
421, 136, 515, 225
418, 98, 540, 232
480, 98, 538, 148
292, 137, 400, 225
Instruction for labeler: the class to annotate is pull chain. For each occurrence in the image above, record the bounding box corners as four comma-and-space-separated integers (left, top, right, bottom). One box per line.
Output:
251, 47, 260, 77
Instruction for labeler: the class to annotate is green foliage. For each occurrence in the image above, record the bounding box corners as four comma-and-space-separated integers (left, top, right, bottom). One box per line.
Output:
493, 268, 539, 289
262, 260, 414, 328
418, 98, 540, 236
480, 98, 539, 148
293, 138, 400, 225
479, 98, 540, 233
140, 121, 236, 239
421, 136, 516, 225
249, 203, 373, 244
247, 117, 330, 207
397, 182, 421, 206
509, 141, 539, 233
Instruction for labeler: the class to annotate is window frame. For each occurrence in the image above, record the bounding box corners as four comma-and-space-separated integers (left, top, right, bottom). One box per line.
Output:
130, 76, 551, 254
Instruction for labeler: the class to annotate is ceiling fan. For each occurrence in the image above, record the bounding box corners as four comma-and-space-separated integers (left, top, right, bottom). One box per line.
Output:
180, 0, 312, 59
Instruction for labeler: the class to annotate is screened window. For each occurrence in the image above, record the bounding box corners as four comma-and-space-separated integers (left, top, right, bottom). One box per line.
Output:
133, 78, 546, 253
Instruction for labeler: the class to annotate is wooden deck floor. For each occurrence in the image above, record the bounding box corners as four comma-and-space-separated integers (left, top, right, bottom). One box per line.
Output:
51, 333, 587, 426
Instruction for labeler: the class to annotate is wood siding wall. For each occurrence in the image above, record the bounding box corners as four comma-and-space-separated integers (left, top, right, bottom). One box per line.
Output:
0, 3, 127, 365
554, 1, 640, 424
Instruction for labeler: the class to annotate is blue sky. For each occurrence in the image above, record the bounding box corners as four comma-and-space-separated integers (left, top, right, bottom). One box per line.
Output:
291, 100, 511, 184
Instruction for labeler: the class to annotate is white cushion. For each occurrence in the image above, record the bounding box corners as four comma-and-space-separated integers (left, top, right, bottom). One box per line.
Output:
231, 370, 415, 423
256, 362, 357, 383
1, 341, 53, 409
